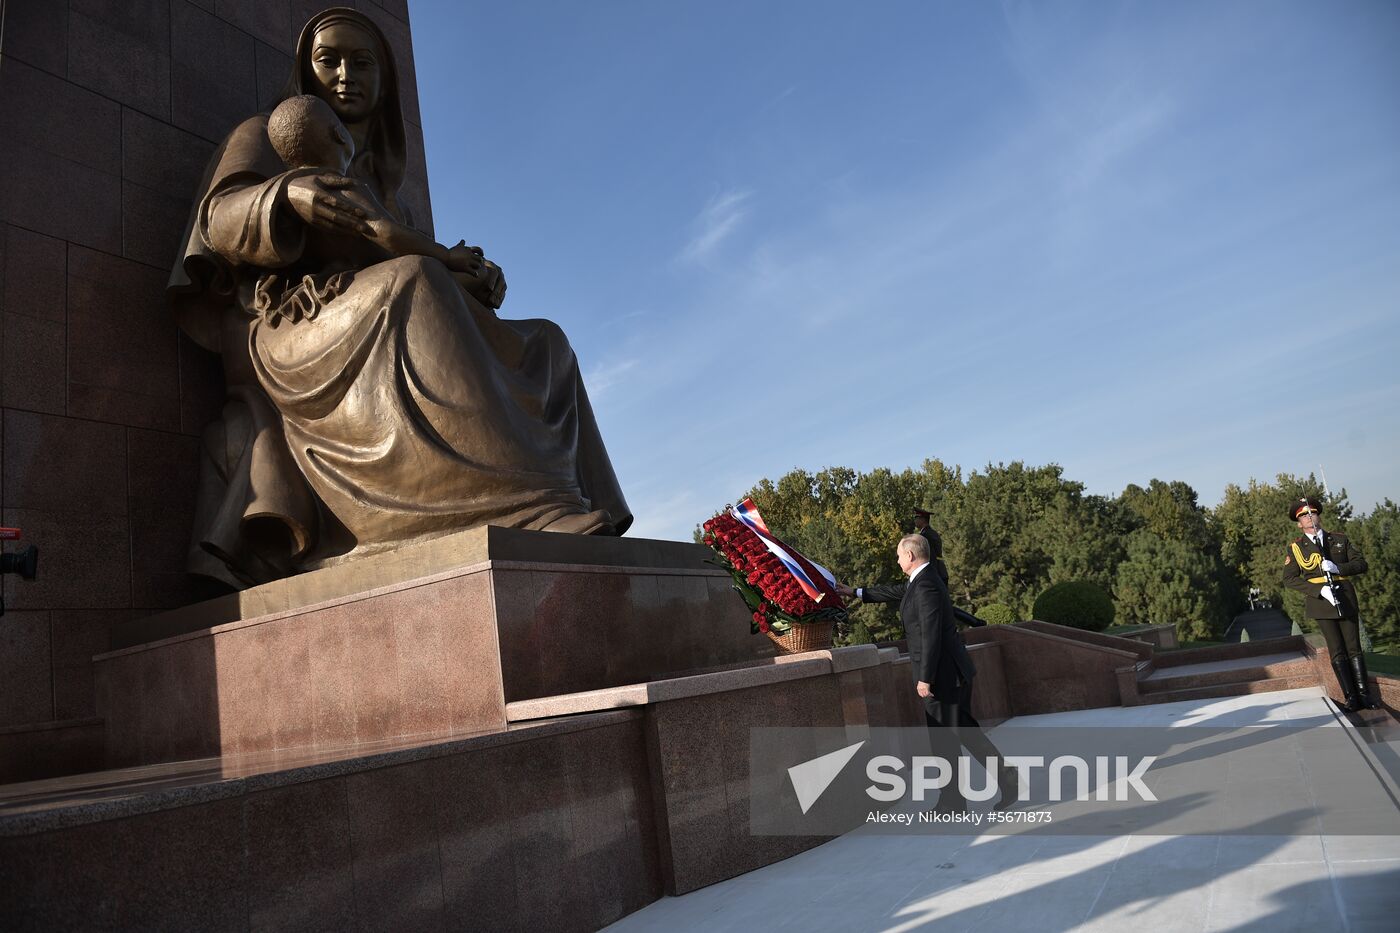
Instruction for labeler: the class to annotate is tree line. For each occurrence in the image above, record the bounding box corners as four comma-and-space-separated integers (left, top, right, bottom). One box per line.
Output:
712, 461, 1399, 652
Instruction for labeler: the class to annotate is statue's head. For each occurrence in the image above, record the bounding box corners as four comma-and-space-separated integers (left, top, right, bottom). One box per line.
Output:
284, 8, 406, 214
305, 12, 385, 124
268, 95, 354, 172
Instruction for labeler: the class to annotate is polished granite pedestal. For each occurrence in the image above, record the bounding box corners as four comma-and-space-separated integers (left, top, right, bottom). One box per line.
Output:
92, 527, 776, 768
2, 645, 918, 931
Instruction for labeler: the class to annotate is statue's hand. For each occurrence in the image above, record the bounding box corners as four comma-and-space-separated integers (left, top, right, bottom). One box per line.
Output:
480, 260, 507, 310
450, 252, 507, 310
445, 241, 486, 275
285, 173, 373, 237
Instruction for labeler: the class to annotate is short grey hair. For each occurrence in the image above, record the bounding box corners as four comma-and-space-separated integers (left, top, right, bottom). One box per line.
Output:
898, 534, 930, 562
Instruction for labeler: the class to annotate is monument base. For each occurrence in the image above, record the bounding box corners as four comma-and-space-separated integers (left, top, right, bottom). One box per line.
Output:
5, 645, 917, 930
94, 527, 773, 768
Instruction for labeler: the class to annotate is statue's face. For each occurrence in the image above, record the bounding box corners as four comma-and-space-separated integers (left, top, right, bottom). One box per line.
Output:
309, 23, 382, 124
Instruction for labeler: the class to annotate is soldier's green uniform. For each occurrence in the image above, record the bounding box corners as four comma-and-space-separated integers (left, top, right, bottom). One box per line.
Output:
1282, 496, 1375, 711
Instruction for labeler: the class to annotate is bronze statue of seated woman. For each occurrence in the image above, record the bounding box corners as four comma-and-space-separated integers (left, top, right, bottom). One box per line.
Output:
169, 7, 631, 588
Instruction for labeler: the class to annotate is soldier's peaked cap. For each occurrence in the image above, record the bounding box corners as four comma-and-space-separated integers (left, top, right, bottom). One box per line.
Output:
1290, 496, 1322, 520
912, 506, 933, 517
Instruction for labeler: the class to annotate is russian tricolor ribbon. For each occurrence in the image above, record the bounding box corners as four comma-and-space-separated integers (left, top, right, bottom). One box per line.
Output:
729, 498, 841, 604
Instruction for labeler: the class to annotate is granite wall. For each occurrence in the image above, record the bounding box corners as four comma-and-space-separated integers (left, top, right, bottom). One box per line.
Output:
0, 1, 432, 732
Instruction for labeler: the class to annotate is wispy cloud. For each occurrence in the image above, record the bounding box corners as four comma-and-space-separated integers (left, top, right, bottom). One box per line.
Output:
678, 189, 753, 264
583, 357, 639, 397
1065, 93, 1175, 193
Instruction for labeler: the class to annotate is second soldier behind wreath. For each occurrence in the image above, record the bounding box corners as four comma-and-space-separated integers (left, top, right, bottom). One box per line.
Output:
1282, 496, 1377, 711
913, 507, 948, 583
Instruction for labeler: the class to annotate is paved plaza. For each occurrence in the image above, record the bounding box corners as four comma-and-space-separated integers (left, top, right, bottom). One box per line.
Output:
608, 688, 1400, 932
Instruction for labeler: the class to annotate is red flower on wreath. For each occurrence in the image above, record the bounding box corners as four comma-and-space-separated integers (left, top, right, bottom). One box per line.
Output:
703, 503, 846, 637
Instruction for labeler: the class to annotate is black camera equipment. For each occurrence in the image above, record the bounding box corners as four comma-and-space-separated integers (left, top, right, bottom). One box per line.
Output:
1, 527, 39, 618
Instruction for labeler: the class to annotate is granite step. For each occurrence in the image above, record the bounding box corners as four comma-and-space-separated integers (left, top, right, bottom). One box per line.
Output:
1136, 674, 1320, 706
1139, 653, 1315, 695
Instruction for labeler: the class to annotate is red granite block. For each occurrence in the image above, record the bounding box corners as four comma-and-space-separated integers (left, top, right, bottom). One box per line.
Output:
245, 778, 357, 932
1, 410, 126, 515
498, 738, 581, 931
127, 428, 199, 509
68, 384, 181, 433
178, 332, 225, 436
562, 722, 664, 927
343, 600, 407, 743
0, 58, 122, 174
345, 761, 447, 930
837, 665, 873, 727
51, 609, 131, 720
121, 181, 192, 269
1, 224, 67, 323
67, 0, 172, 120
253, 40, 294, 110
435, 572, 504, 735
0, 794, 246, 929
0, 716, 104, 783
121, 108, 216, 197
532, 568, 622, 690
250, 618, 315, 752
213, 0, 294, 54
305, 605, 361, 748
170, 0, 259, 143
645, 694, 730, 895
1, 507, 130, 612
490, 568, 548, 699
67, 245, 178, 406
0, 0, 68, 76
0, 143, 122, 255
435, 744, 522, 931
1, 313, 66, 415
967, 641, 1011, 723
0, 610, 53, 727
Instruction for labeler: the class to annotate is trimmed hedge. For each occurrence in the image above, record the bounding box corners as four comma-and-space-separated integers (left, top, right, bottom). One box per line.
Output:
1032, 581, 1115, 632
978, 603, 1017, 625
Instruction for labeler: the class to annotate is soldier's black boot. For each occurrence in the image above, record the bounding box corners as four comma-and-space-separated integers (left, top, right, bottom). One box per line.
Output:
1350, 655, 1381, 710
1331, 657, 1361, 712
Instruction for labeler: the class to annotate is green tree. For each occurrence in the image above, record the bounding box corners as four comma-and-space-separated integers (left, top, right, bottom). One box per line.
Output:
978, 603, 1017, 625
1349, 500, 1400, 654
1119, 479, 1213, 548
722, 462, 1391, 654
1211, 473, 1347, 630
1113, 529, 1228, 640
943, 461, 1082, 618
1032, 581, 1115, 631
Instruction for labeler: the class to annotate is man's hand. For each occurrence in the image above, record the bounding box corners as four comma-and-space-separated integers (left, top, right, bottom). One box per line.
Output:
1321, 559, 1340, 574
1321, 587, 1339, 607
835, 583, 856, 599
916, 681, 931, 698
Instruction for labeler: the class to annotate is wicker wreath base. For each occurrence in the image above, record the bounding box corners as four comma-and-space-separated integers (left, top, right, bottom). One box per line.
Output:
764, 622, 834, 654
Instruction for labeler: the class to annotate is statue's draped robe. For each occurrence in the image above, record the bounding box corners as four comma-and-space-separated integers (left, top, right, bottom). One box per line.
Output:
170, 115, 630, 587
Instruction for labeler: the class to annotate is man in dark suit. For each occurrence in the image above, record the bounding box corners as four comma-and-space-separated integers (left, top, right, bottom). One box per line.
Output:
1282, 496, 1375, 710
839, 534, 1015, 810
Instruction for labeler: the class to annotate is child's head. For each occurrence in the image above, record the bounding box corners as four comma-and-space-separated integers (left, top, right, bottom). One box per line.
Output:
268, 94, 354, 173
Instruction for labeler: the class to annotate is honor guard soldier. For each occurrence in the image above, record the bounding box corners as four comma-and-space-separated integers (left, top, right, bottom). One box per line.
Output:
1282, 496, 1376, 711
912, 507, 949, 584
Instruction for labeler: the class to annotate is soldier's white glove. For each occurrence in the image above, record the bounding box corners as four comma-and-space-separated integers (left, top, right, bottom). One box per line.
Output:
1321, 559, 1340, 574
1320, 587, 1339, 607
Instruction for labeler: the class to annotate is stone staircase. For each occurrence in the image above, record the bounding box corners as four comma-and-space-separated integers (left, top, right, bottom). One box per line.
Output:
1127, 637, 1318, 706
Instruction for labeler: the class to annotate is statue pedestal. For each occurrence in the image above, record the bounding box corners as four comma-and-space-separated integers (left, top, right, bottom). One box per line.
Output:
94, 527, 772, 767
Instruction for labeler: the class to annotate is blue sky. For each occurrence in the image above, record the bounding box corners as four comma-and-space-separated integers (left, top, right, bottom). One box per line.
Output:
409, 0, 1400, 541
